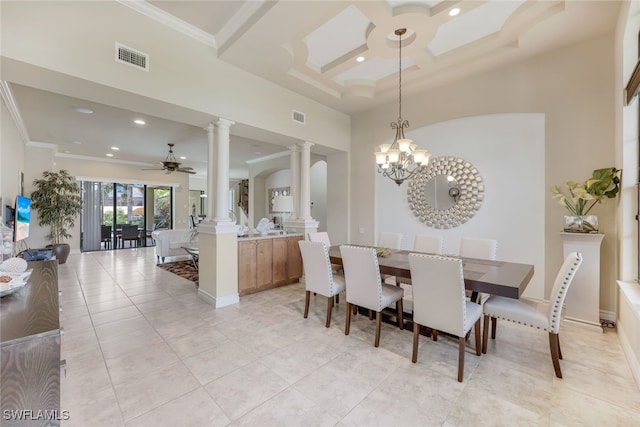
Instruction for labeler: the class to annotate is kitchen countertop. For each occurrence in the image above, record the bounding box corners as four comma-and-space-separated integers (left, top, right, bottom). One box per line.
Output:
237, 232, 304, 241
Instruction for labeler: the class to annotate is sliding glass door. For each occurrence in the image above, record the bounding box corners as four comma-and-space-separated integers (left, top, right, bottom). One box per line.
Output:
80, 181, 172, 252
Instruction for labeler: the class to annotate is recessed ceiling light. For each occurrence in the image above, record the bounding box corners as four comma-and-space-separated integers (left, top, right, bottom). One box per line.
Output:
72, 106, 93, 114
106, 153, 114, 157
134, 119, 146, 125
356, 56, 365, 62
179, 156, 186, 160
449, 7, 460, 16
111, 146, 120, 151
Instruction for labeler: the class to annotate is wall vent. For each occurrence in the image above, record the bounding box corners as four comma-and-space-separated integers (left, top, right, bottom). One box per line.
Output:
115, 43, 149, 71
292, 110, 305, 124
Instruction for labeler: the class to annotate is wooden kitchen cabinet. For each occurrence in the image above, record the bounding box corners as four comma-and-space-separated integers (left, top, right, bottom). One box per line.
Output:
237, 234, 303, 296
256, 239, 273, 289
272, 238, 288, 286
238, 240, 258, 294
286, 235, 303, 282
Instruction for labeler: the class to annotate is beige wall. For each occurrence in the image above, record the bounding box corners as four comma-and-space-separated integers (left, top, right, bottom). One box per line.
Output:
0, 1, 351, 153
20, 150, 190, 250
352, 34, 617, 310
0, 99, 25, 209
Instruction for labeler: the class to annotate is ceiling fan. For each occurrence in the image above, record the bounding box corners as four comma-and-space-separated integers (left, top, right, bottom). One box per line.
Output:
143, 143, 195, 174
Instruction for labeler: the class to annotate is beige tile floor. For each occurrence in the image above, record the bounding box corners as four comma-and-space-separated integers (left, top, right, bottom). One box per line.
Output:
58, 247, 640, 426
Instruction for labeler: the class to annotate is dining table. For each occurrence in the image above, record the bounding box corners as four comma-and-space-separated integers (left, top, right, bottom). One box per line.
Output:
328, 245, 534, 300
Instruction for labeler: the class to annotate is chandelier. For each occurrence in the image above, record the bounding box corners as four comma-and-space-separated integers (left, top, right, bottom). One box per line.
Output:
375, 28, 430, 185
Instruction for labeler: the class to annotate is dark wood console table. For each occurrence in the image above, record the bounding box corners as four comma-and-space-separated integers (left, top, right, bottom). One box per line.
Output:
0, 260, 62, 426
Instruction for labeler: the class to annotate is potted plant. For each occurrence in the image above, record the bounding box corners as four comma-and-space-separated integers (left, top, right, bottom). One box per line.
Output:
551, 167, 621, 233
30, 170, 82, 263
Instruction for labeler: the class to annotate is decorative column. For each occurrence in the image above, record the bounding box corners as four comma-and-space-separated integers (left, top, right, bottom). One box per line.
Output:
283, 141, 318, 237
215, 118, 234, 224
205, 123, 215, 219
289, 144, 300, 220
300, 141, 313, 220
198, 117, 240, 308
560, 232, 604, 332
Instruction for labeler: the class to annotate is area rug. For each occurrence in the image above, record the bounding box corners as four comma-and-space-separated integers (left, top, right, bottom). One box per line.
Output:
157, 260, 198, 284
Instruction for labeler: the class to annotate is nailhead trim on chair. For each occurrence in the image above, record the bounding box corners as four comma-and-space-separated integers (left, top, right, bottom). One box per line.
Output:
549, 256, 581, 333
484, 252, 582, 333
372, 252, 384, 309
320, 243, 338, 296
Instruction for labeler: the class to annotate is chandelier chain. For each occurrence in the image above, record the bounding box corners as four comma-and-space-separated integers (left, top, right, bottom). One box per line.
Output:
375, 27, 429, 186
398, 28, 404, 122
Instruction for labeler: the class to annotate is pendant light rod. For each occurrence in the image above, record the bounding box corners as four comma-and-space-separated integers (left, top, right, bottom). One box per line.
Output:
396, 28, 405, 122
374, 27, 431, 186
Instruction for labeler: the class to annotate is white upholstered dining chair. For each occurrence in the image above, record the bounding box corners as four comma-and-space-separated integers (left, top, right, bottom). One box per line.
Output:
308, 231, 341, 275
398, 234, 445, 313
377, 232, 403, 249
413, 234, 444, 254
482, 251, 583, 378
460, 237, 497, 304
408, 253, 482, 382
308, 231, 331, 247
340, 245, 404, 347
298, 241, 346, 328
378, 232, 403, 287
459, 237, 497, 260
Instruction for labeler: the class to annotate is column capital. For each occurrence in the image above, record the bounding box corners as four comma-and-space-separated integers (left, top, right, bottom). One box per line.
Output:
216, 118, 235, 128
205, 122, 215, 133
288, 144, 301, 152
298, 141, 314, 149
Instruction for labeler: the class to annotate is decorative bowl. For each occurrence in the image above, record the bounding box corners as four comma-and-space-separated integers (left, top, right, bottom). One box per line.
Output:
375, 247, 390, 258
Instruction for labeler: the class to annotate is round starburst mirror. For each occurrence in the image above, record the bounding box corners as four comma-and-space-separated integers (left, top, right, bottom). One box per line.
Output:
407, 156, 484, 229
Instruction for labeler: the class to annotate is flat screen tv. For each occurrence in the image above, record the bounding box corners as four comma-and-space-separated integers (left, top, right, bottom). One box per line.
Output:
4, 204, 15, 227
15, 195, 31, 241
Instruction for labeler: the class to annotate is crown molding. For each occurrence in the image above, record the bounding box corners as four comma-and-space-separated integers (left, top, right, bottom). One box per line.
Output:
116, 0, 217, 48
0, 80, 30, 144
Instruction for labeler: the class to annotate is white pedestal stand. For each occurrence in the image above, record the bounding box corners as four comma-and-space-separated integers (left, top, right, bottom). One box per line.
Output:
560, 232, 604, 332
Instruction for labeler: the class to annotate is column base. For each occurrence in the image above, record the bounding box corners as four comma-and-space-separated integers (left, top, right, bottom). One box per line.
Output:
197, 225, 239, 307
284, 218, 319, 237
198, 288, 240, 308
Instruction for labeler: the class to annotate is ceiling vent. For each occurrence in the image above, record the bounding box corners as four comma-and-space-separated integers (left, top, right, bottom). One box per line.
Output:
292, 110, 305, 124
115, 43, 149, 71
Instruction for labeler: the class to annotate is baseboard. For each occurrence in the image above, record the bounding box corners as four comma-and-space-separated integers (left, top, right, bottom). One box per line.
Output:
600, 310, 616, 322
197, 288, 239, 308
617, 321, 640, 389
563, 317, 603, 333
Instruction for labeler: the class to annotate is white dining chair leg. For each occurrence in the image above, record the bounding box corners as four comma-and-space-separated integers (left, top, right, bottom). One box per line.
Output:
474, 319, 481, 356
457, 337, 466, 383
325, 297, 333, 328
558, 336, 563, 360
345, 303, 352, 335
304, 290, 311, 319
549, 332, 563, 378
482, 314, 490, 354
412, 322, 420, 363
375, 311, 382, 347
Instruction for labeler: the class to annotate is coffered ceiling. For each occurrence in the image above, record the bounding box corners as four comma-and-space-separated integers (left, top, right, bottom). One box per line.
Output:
3, 0, 621, 177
